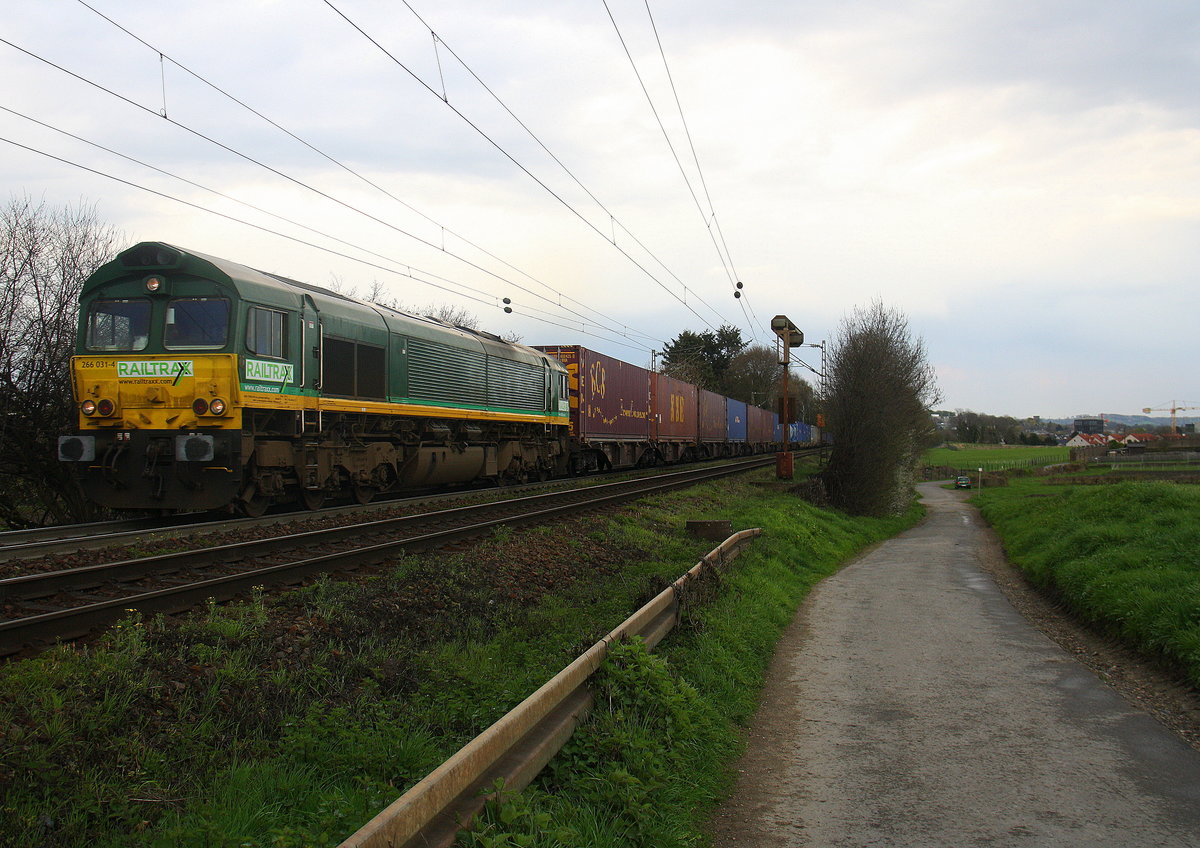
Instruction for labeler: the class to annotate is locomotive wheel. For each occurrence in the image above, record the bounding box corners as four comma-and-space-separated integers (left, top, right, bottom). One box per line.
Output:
352, 484, 376, 505
300, 488, 325, 511
239, 493, 270, 518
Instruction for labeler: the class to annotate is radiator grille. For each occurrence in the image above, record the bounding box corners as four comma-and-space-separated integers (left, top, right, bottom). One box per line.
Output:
406, 338, 486, 406
488, 357, 545, 411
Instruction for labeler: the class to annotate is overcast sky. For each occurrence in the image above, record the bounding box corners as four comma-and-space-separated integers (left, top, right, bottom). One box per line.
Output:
3, 0, 1198, 419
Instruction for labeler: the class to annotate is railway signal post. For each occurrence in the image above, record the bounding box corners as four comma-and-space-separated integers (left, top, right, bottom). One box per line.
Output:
771, 315, 804, 480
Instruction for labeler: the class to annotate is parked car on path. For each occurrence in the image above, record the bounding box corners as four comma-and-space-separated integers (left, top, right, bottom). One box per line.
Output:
955, 476, 972, 489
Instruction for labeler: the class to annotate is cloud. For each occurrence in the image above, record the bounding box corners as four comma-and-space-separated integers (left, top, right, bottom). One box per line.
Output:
2, 0, 1197, 417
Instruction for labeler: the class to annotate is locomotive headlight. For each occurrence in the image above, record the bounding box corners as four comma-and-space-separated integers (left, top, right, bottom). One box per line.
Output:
192, 398, 209, 415
144, 274, 165, 292
209, 398, 227, 416
96, 398, 115, 417
81, 399, 97, 416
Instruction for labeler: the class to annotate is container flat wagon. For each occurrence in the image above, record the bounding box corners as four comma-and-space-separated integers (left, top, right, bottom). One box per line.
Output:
650, 371, 698, 460
535, 345, 653, 472
697, 389, 728, 457
747, 404, 776, 447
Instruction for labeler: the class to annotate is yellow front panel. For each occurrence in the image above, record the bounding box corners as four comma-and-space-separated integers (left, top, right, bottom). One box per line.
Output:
72, 354, 242, 429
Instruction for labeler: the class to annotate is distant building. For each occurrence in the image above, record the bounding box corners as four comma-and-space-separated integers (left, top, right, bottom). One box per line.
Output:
1073, 417, 1105, 434
1066, 432, 1108, 447
1121, 433, 1158, 444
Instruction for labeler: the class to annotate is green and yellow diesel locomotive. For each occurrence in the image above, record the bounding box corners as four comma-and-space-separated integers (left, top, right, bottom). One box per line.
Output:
57, 243, 572, 514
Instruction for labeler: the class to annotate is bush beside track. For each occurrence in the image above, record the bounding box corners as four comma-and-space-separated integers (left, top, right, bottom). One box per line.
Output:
0, 463, 919, 847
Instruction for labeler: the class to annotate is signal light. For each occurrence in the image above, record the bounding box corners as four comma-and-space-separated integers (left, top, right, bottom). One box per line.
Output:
192, 398, 209, 415
209, 398, 227, 416
81, 399, 97, 416
96, 398, 115, 417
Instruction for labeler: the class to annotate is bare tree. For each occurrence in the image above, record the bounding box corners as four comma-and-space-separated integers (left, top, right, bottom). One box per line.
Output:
720, 345, 814, 415
820, 301, 940, 516
386, 299, 523, 343
0, 196, 122, 526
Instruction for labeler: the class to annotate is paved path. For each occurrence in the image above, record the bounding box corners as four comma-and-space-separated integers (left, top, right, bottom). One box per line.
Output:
709, 482, 1200, 847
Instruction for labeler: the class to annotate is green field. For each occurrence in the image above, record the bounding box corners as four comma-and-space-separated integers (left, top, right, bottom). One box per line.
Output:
925, 443, 1070, 471
972, 477, 1200, 686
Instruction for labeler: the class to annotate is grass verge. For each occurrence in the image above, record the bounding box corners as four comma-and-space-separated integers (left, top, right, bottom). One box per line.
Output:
924, 444, 1069, 471
0, 466, 918, 847
973, 477, 1200, 686
459, 485, 920, 847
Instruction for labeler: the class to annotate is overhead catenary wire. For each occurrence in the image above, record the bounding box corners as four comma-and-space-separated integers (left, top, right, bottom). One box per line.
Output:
0, 106, 643, 347
603, 0, 732, 283
0, 134, 655, 352
324, 0, 735, 333
609, 0, 771, 343
69, 0, 657, 348
0, 35, 660, 350
393, 0, 736, 332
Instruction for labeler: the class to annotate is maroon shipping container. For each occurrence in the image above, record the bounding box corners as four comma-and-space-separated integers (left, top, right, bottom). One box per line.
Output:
747, 404, 775, 445
535, 346, 651, 440
651, 372, 698, 442
698, 389, 727, 442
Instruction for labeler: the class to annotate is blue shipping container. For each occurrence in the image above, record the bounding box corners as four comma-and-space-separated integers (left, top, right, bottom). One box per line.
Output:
775, 420, 812, 444
726, 398, 748, 442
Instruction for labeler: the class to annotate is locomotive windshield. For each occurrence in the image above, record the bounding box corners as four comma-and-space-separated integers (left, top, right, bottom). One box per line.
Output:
85, 298, 151, 351
164, 297, 230, 349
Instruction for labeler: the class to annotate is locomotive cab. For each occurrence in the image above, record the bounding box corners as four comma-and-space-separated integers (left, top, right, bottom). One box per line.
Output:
58, 243, 259, 511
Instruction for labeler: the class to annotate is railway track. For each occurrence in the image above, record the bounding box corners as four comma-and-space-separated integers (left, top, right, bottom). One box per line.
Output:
0, 484, 525, 563
0, 455, 778, 656
0, 451, 819, 562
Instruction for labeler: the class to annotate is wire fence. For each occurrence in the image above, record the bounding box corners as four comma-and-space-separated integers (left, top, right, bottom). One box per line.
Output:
924, 454, 1071, 476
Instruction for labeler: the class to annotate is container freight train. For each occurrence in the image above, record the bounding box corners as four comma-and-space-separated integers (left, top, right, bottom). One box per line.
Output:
533, 346, 816, 473
57, 243, 817, 515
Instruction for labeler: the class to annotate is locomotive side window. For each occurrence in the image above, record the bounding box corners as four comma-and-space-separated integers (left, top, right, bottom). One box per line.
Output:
85, 299, 151, 351
164, 297, 229, 349
245, 306, 288, 358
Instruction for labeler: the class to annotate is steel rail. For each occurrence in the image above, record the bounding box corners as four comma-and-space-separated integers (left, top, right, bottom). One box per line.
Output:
0, 455, 774, 654
0, 450, 815, 562
0, 515, 205, 561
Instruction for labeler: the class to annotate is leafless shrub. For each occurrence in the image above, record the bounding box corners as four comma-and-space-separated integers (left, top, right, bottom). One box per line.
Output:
0, 195, 123, 526
820, 301, 941, 516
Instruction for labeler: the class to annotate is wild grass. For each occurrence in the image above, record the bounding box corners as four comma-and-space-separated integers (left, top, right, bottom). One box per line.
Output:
458, 482, 920, 847
974, 478, 1200, 685
0, 470, 918, 847
925, 443, 1070, 470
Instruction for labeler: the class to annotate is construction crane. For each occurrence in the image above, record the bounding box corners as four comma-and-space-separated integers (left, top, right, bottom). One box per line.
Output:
1141, 400, 1200, 434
